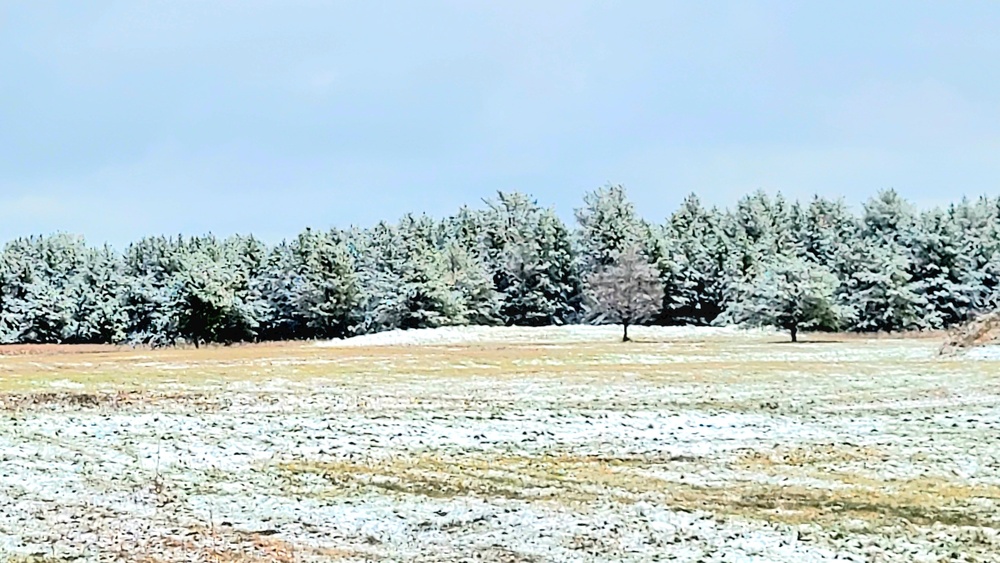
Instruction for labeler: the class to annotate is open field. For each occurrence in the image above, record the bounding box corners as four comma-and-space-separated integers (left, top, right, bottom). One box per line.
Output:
1, 326, 999, 562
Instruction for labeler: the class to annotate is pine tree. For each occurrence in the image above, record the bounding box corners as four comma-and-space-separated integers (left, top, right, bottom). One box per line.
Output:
481, 192, 582, 325
658, 195, 729, 325
723, 255, 849, 342
574, 184, 644, 275
67, 245, 129, 344
356, 218, 458, 333
440, 238, 501, 325
1, 235, 88, 344
861, 189, 914, 243
908, 208, 976, 328
170, 237, 260, 346
290, 228, 362, 338
251, 241, 306, 340
122, 236, 186, 346
172, 254, 236, 347
725, 190, 794, 276
947, 197, 1000, 315
794, 196, 858, 266
840, 237, 925, 332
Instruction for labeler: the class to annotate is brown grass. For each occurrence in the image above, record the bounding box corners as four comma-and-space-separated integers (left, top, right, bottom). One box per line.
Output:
0, 334, 975, 395
124, 528, 364, 563
4, 331, 1000, 560
280, 448, 1000, 533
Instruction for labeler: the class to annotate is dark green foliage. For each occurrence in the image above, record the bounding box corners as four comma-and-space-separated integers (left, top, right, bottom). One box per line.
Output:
0, 188, 997, 346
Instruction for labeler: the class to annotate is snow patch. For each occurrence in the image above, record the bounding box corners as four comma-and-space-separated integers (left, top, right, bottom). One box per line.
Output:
966, 345, 1000, 360
316, 325, 765, 347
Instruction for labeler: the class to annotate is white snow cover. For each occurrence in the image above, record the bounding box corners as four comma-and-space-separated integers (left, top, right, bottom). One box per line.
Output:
1, 327, 997, 561
966, 345, 1000, 360
317, 324, 770, 347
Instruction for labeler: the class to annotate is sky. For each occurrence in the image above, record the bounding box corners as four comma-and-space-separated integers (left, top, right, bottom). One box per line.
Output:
2, 1, 1000, 246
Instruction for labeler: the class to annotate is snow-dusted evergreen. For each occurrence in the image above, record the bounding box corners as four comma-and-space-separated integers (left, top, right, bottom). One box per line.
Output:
657, 195, 729, 326
575, 184, 645, 275
1, 187, 999, 345
722, 255, 850, 342
480, 192, 582, 326
839, 237, 925, 333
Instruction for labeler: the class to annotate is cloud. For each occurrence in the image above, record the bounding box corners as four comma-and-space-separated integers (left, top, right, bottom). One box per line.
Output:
3, 1, 1000, 244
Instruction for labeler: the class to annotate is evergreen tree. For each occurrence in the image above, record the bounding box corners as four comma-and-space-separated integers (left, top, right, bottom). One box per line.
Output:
947, 197, 1000, 314
0, 235, 88, 344
356, 218, 458, 333
794, 196, 857, 267
575, 184, 644, 275
290, 228, 361, 338
172, 253, 243, 347
481, 192, 582, 325
840, 237, 925, 332
440, 238, 501, 325
908, 208, 976, 328
861, 188, 914, 243
67, 245, 129, 344
252, 241, 307, 340
723, 255, 849, 342
122, 236, 186, 346
658, 195, 729, 325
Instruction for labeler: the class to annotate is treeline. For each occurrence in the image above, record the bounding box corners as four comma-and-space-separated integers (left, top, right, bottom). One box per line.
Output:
0, 187, 995, 346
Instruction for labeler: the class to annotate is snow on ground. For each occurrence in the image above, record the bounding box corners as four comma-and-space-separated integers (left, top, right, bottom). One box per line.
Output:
1, 327, 999, 562
967, 344, 1000, 360
316, 324, 767, 347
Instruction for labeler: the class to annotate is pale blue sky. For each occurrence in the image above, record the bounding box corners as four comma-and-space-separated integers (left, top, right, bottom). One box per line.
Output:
2, 1, 999, 245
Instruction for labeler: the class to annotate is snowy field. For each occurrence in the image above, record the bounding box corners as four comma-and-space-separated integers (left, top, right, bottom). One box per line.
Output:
1, 327, 999, 562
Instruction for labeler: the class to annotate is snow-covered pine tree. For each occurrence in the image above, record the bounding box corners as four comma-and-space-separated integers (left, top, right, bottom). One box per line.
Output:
355, 217, 458, 334
794, 196, 858, 268
908, 207, 977, 328
393, 214, 462, 329
287, 228, 361, 338
839, 236, 925, 332
861, 188, 915, 243
440, 238, 501, 326
171, 250, 247, 347
0, 243, 28, 343
67, 244, 130, 344
251, 241, 306, 340
122, 235, 187, 346
724, 190, 794, 278
438, 208, 503, 325
574, 184, 644, 275
1, 235, 87, 344
221, 234, 270, 341
480, 192, 582, 326
658, 194, 730, 325
722, 255, 849, 342
948, 197, 1000, 315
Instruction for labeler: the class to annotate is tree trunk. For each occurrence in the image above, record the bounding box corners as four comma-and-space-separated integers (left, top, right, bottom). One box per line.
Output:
790, 324, 798, 343
622, 322, 631, 342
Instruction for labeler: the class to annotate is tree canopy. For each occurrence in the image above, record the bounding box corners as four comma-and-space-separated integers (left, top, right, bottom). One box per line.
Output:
0, 187, 994, 346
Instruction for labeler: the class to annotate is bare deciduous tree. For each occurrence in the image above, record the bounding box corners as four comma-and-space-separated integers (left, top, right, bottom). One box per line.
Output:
587, 246, 664, 342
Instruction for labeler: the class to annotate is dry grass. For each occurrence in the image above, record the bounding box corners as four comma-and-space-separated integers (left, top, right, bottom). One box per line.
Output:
3, 329, 1000, 561
0, 333, 980, 393
280, 446, 1000, 534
